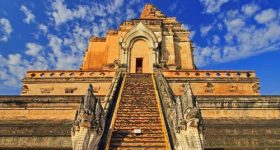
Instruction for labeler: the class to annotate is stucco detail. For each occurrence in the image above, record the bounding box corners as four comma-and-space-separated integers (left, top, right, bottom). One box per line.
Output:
120, 22, 159, 73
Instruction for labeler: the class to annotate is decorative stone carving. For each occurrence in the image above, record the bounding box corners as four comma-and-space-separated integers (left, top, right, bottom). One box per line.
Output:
205, 83, 214, 93
252, 83, 260, 93
21, 85, 29, 94
71, 84, 105, 150
64, 87, 77, 94
121, 22, 159, 49
93, 86, 100, 93
229, 84, 238, 93
174, 82, 204, 150
40, 87, 53, 94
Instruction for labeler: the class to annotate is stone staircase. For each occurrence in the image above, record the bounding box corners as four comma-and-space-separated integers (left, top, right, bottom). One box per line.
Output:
107, 73, 169, 149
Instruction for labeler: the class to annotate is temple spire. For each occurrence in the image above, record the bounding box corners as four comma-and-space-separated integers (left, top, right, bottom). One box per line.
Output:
140, 3, 166, 19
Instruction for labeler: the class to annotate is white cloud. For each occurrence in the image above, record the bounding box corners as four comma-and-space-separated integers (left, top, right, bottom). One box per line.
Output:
195, 7, 280, 67
7, 54, 26, 79
242, 3, 259, 17
129, 0, 142, 5
126, 8, 136, 20
200, 25, 212, 37
107, 0, 124, 14
182, 24, 196, 39
8, 53, 21, 65
38, 24, 48, 34
47, 33, 83, 70
20, 5, 35, 24
169, 1, 178, 12
51, 0, 75, 25
48, 34, 63, 57
49, 0, 137, 26
0, 53, 27, 87
199, 0, 229, 13
255, 9, 277, 24
64, 24, 91, 52
225, 18, 245, 33
51, 0, 88, 26
213, 35, 220, 44
25, 43, 43, 56
0, 18, 12, 42
0, 0, 144, 89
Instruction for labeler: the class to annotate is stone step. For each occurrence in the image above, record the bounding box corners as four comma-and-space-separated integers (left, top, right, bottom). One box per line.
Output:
114, 123, 162, 128
108, 73, 167, 149
114, 120, 161, 124
116, 114, 160, 117
117, 109, 159, 112
113, 126, 163, 130
117, 112, 159, 115
120, 97, 156, 99
112, 132, 164, 138
115, 116, 160, 120
118, 106, 158, 109
118, 103, 156, 106
109, 142, 166, 148
115, 120, 161, 124
117, 111, 159, 114
109, 146, 166, 150
119, 104, 157, 106
120, 99, 157, 106
110, 137, 165, 142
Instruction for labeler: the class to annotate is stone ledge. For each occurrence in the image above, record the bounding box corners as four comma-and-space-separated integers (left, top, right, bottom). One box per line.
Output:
0, 95, 105, 103
166, 77, 259, 83
0, 95, 81, 102
22, 77, 113, 83
196, 96, 280, 109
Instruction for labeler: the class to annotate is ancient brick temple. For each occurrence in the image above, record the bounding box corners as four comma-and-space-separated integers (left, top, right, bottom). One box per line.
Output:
0, 3, 279, 150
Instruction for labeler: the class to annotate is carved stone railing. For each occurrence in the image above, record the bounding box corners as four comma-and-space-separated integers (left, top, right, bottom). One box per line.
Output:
103, 72, 123, 114
71, 85, 105, 150
154, 70, 204, 150
173, 82, 204, 150
71, 72, 124, 150
154, 70, 176, 148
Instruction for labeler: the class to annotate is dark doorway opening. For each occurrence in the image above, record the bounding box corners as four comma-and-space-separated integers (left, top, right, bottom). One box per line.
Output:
136, 58, 143, 73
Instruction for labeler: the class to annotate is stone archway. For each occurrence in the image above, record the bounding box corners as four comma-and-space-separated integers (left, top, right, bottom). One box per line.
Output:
119, 22, 159, 73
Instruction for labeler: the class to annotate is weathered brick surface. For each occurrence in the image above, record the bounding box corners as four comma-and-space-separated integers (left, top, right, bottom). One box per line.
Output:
203, 119, 280, 149
0, 120, 72, 149
197, 96, 280, 119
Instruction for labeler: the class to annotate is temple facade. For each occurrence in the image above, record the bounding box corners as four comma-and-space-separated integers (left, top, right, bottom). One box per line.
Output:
0, 3, 279, 150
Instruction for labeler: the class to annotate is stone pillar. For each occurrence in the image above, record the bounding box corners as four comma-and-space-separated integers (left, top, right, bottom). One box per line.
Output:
120, 48, 125, 64
156, 49, 159, 64
163, 26, 177, 70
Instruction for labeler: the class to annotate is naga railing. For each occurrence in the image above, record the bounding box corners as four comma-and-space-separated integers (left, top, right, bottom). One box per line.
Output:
154, 70, 176, 149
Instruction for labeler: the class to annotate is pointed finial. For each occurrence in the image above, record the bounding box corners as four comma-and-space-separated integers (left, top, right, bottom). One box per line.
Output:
88, 84, 93, 92
140, 3, 166, 19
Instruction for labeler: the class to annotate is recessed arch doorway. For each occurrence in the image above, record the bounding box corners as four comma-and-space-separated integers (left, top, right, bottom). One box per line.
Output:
129, 39, 152, 73
119, 22, 160, 73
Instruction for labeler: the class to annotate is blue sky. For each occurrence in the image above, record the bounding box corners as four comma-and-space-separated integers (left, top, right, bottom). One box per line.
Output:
0, 0, 280, 95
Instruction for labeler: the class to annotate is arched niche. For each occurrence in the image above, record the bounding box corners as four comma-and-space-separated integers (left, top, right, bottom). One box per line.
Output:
119, 22, 159, 73
129, 39, 151, 73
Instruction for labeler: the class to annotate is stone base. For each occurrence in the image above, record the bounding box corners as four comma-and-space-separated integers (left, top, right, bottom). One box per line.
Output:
167, 64, 177, 70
